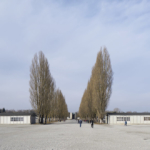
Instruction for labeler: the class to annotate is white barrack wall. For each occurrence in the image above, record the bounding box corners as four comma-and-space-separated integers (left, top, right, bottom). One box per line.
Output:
105, 113, 150, 125
0, 113, 36, 124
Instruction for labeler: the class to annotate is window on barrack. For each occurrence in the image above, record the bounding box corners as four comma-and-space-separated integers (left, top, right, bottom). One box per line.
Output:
144, 117, 150, 121
117, 117, 130, 121
10, 117, 24, 121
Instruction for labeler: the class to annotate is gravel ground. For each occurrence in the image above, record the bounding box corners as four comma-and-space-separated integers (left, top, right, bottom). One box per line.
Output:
0, 120, 150, 150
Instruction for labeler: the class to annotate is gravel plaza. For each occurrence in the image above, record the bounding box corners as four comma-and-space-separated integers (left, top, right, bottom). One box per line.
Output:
0, 120, 150, 150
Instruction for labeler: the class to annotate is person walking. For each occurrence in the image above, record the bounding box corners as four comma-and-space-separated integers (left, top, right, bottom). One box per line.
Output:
91, 119, 94, 128
79, 119, 82, 127
125, 120, 127, 126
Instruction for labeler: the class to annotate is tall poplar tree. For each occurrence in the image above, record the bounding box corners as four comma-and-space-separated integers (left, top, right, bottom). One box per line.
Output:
79, 47, 113, 123
30, 51, 69, 123
93, 47, 113, 122
29, 51, 52, 123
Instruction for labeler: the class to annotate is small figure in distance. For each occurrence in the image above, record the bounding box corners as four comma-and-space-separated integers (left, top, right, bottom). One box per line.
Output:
79, 119, 82, 127
91, 119, 94, 128
125, 120, 127, 126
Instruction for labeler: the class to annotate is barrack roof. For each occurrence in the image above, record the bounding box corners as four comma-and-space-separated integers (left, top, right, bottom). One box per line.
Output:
0, 112, 36, 116
107, 112, 150, 115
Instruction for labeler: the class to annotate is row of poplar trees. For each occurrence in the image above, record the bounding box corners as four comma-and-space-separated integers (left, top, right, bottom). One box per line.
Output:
79, 47, 113, 122
29, 51, 68, 124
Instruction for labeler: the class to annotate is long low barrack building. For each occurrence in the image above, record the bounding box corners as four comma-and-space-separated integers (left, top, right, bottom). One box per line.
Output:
105, 113, 150, 125
0, 112, 36, 124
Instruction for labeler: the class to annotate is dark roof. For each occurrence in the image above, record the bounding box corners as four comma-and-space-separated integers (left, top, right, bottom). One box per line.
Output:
0, 112, 36, 116
107, 113, 150, 116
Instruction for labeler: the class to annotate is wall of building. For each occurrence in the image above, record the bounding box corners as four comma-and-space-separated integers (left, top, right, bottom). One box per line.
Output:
0, 116, 31, 124
67, 112, 76, 119
108, 115, 150, 125
70, 113, 72, 119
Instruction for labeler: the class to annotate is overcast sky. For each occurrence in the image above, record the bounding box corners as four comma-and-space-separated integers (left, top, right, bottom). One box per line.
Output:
0, 0, 150, 112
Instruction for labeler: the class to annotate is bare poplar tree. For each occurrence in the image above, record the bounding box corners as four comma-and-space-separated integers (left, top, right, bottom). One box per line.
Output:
48, 80, 56, 121
79, 47, 113, 123
29, 54, 40, 122
86, 79, 96, 120
29, 51, 52, 123
93, 47, 113, 122
79, 89, 87, 119
55, 89, 68, 121
30, 51, 68, 123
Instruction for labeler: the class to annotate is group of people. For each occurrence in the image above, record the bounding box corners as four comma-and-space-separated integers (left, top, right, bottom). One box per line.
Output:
78, 119, 94, 128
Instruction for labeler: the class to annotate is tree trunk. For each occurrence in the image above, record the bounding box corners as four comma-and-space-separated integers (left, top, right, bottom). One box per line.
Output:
41, 115, 43, 124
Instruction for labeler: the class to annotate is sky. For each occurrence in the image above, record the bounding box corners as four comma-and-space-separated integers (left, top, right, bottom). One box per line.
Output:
0, 0, 150, 112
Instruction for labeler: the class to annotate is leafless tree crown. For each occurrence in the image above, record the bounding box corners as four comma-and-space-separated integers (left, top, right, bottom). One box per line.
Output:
29, 51, 68, 123
79, 47, 113, 122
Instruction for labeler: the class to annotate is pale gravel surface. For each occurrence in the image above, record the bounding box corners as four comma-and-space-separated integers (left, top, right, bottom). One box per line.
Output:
0, 120, 150, 150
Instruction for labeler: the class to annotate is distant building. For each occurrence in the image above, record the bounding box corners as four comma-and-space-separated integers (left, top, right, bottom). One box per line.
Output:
105, 113, 150, 125
67, 112, 76, 119
74, 112, 77, 119
0, 112, 36, 124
